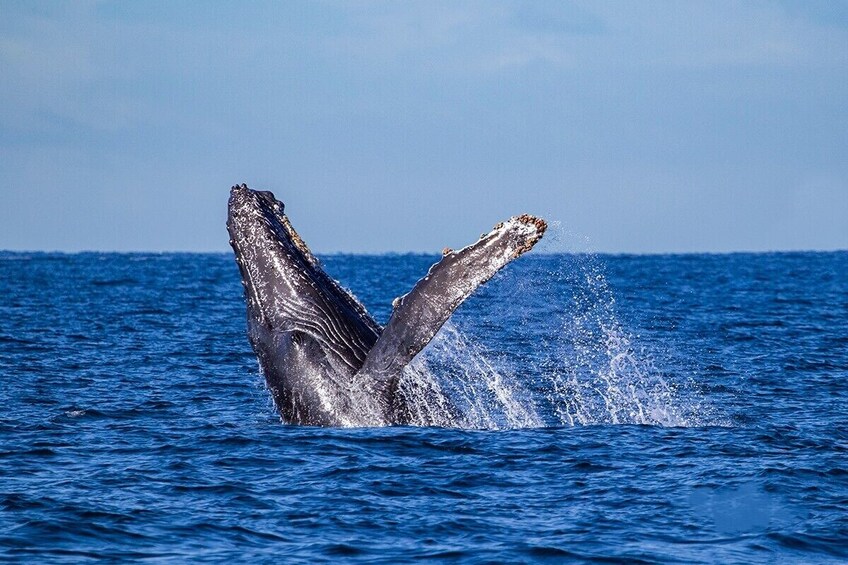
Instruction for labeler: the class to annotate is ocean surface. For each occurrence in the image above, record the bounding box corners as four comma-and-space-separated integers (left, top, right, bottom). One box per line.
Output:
0, 250, 846, 563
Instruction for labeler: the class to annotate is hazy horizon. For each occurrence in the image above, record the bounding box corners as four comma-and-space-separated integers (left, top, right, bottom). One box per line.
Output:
2, 1, 846, 254
2, 246, 845, 257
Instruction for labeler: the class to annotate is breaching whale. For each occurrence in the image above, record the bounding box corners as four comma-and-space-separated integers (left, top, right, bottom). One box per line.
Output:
227, 184, 546, 426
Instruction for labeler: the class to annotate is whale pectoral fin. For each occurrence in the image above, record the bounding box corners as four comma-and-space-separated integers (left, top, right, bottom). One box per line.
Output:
355, 214, 547, 404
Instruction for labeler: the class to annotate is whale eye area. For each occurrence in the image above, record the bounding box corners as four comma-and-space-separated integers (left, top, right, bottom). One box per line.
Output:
290, 331, 303, 346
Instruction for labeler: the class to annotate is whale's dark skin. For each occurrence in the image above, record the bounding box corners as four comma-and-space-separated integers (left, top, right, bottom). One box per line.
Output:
227, 184, 546, 426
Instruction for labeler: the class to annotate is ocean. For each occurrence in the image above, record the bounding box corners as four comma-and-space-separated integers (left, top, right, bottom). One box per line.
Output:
0, 250, 846, 562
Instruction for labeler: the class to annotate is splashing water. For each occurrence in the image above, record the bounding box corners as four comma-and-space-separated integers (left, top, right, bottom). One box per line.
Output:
397, 322, 543, 429
537, 251, 694, 427
393, 226, 718, 429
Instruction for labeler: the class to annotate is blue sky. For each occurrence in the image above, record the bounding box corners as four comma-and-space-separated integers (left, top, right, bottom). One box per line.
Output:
1, 1, 846, 253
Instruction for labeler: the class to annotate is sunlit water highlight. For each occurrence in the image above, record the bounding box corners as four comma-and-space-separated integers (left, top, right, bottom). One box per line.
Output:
1, 250, 845, 562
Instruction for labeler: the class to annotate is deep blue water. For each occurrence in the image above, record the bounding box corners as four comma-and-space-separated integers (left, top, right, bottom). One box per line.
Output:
1, 251, 846, 563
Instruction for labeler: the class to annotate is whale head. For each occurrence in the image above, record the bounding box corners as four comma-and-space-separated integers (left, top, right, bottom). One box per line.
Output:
226, 184, 381, 425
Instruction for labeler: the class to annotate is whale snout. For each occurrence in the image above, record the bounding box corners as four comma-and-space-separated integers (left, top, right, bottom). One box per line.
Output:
227, 183, 252, 212
227, 184, 288, 240
228, 183, 285, 212
226, 183, 319, 300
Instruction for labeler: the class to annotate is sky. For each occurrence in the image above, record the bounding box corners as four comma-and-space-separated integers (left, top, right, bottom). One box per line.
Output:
1, 0, 846, 253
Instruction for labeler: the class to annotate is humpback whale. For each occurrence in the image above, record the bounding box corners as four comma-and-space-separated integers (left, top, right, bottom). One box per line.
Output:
227, 184, 546, 426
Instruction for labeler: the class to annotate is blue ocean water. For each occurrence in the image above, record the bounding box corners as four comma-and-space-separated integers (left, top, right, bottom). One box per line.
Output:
0, 250, 846, 562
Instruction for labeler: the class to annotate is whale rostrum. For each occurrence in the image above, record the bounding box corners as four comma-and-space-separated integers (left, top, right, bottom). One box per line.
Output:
227, 184, 546, 426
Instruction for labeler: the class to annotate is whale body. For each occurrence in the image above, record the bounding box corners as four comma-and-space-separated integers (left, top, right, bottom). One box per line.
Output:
227, 184, 546, 426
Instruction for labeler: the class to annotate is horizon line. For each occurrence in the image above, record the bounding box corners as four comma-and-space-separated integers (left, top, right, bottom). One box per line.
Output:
1, 248, 846, 258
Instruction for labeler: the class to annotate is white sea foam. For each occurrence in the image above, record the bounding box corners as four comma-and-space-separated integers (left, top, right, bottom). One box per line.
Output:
398, 322, 543, 429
